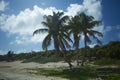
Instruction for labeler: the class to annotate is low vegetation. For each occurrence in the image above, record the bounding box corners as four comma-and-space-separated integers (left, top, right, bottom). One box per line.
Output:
0, 41, 120, 80
30, 66, 120, 80
0, 41, 120, 65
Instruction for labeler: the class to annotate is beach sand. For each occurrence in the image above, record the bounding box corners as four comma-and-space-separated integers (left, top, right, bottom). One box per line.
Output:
0, 61, 68, 80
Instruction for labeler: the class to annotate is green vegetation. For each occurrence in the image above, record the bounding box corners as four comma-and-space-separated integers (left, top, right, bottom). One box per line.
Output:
94, 58, 120, 66
30, 66, 120, 80
6, 50, 14, 62
22, 51, 63, 63
31, 68, 90, 80
0, 41, 120, 66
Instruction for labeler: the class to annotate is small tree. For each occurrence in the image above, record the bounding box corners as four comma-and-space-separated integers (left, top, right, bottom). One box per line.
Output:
7, 50, 14, 62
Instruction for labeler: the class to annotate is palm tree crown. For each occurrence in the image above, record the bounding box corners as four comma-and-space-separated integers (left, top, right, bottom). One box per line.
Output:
33, 11, 72, 51
69, 12, 103, 49
78, 12, 103, 45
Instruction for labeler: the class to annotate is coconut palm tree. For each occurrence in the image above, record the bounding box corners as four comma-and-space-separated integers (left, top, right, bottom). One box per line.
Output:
78, 12, 103, 66
69, 16, 81, 50
68, 16, 82, 66
33, 11, 73, 68
69, 12, 103, 66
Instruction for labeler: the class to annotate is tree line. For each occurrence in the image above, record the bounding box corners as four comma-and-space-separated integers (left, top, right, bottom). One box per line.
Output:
0, 41, 120, 66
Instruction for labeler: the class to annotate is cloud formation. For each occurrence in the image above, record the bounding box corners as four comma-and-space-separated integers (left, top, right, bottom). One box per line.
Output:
0, 0, 103, 45
1, 6, 62, 44
0, 50, 7, 55
0, 0, 9, 11
105, 26, 112, 32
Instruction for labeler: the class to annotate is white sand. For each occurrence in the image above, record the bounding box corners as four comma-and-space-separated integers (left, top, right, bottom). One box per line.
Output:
0, 61, 68, 80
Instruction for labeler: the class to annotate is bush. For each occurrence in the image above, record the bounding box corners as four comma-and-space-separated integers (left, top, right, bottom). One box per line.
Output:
94, 58, 120, 66
102, 74, 120, 80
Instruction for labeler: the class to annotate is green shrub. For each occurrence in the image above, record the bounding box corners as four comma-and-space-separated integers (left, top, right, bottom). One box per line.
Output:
94, 58, 120, 66
102, 74, 120, 80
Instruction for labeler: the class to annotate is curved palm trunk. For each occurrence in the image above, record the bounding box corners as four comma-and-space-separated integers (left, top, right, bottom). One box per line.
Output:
62, 51, 73, 69
53, 36, 59, 51
53, 35, 73, 69
76, 47, 80, 66
81, 35, 87, 66
73, 35, 80, 66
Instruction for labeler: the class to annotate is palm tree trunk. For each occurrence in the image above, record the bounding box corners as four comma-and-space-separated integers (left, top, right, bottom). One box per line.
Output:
53, 35, 60, 51
76, 48, 80, 66
81, 38, 87, 66
62, 51, 73, 69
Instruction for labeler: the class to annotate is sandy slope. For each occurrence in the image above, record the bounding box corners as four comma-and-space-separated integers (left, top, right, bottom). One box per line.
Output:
0, 61, 68, 80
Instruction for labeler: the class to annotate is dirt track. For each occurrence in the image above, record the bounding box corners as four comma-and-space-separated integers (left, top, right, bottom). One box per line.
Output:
0, 61, 68, 80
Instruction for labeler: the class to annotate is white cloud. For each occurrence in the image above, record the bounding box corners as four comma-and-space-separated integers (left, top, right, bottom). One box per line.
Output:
66, 0, 102, 20
83, 0, 102, 20
0, 0, 9, 11
0, 0, 103, 45
66, 0, 103, 33
105, 26, 112, 32
0, 50, 7, 55
89, 43, 96, 48
116, 25, 120, 30
66, 3, 85, 17
0, 5, 62, 44
116, 25, 120, 39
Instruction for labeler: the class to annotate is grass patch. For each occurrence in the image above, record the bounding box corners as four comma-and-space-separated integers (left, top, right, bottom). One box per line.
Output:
94, 58, 120, 66
33, 68, 90, 80
30, 66, 120, 80
22, 54, 63, 63
101, 74, 120, 80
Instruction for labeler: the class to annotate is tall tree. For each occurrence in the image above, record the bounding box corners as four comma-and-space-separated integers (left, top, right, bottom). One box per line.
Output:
69, 16, 81, 50
69, 12, 103, 66
33, 11, 73, 68
68, 16, 82, 66
7, 50, 14, 62
78, 12, 103, 66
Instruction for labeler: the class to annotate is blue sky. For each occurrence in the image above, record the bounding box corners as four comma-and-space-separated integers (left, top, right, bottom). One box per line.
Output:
0, 0, 120, 54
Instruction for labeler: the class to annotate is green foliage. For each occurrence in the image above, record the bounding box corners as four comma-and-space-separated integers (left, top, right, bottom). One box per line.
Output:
102, 74, 120, 80
22, 51, 63, 63
87, 41, 120, 61
31, 67, 120, 80
0, 55, 6, 61
0, 41, 120, 67
94, 58, 120, 66
33, 11, 72, 51
6, 50, 14, 61
34, 68, 90, 80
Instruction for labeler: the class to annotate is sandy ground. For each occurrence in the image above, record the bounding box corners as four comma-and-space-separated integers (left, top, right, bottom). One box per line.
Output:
0, 61, 69, 80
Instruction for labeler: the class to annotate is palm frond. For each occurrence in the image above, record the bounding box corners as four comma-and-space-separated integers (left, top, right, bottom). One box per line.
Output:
87, 30, 102, 45
61, 32, 73, 43
62, 37, 71, 49
84, 33, 91, 44
42, 34, 52, 50
33, 28, 48, 36
73, 34, 80, 49
90, 30, 103, 37
59, 39, 66, 50
92, 34, 102, 45
88, 21, 101, 28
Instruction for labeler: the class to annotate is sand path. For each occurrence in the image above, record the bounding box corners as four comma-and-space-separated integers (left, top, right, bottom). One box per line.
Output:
0, 61, 68, 80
